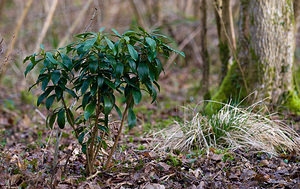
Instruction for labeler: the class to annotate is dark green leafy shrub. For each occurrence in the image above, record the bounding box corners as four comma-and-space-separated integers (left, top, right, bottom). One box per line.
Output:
24, 27, 184, 174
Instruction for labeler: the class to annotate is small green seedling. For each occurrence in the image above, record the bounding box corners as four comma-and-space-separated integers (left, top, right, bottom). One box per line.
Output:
24, 27, 184, 174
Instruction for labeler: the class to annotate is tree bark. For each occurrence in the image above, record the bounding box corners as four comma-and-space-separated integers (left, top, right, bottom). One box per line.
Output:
214, 0, 236, 84
294, 0, 300, 30
206, 0, 300, 114
200, 0, 210, 101
0, 0, 7, 21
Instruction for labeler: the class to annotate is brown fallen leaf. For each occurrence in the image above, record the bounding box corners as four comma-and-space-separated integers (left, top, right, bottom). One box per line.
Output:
240, 169, 256, 181
143, 151, 158, 159
211, 154, 223, 161
158, 162, 171, 171
10, 174, 22, 185
144, 183, 166, 189
228, 173, 239, 181
259, 160, 269, 167
197, 181, 205, 189
189, 168, 203, 178
56, 184, 72, 189
254, 173, 270, 182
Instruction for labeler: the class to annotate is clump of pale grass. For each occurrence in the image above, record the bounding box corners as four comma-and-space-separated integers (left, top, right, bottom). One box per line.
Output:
155, 102, 300, 156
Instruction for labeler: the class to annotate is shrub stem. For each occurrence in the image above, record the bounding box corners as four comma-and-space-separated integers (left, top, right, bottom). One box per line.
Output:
62, 97, 78, 138
105, 96, 132, 169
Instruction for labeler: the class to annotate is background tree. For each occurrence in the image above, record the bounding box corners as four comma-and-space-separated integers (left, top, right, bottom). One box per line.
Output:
214, 0, 236, 83
200, 0, 210, 101
207, 0, 300, 113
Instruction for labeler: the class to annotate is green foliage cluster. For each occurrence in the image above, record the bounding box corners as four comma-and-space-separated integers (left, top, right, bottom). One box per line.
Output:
24, 27, 184, 173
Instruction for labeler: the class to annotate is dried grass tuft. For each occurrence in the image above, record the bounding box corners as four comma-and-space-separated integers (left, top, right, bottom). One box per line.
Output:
154, 102, 300, 156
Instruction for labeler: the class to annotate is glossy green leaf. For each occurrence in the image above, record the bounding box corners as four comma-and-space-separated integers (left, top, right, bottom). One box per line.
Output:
111, 28, 121, 37
84, 102, 96, 120
74, 32, 97, 38
163, 44, 185, 57
81, 143, 87, 154
132, 89, 142, 105
104, 79, 116, 89
24, 62, 34, 77
115, 63, 124, 76
78, 132, 85, 144
128, 59, 136, 72
145, 81, 157, 103
105, 37, 116, 55
114, 104, 122, 119
97, 125, 109, 133
46, 52, 59, 64
127, 44, 138, 61
88, 61, 98, 73
153, 81, 160, 91
99, 27, 105, 33
40, 67, 47, 74
138, 26, 146, 33
60, 53, 73, 70
57, 109, 65, 129
124, 36, 130, 43
90, 83, 98, 96
97, 76, 104, 87
66, 88, 77, 98
45, 94, 56, 110
41, 76, 50, 91
104, 96, 113, 114
82, 93, 91, 109
83, 37, 97, 51
66, 108, 75, 126
146, 37, 156, 51
23, 55, 32, 64
128, 108, 136, 129
138, 62, 149, 82
55, 86, 63, 100
155, 58, 163, 74
51, 70, 61, 85
81, 78, 91, 94
48, 113, 56, 129
37, 87, 53, 106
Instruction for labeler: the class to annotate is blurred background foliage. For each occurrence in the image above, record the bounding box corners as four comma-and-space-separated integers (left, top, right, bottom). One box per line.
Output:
0, 0, 299, 112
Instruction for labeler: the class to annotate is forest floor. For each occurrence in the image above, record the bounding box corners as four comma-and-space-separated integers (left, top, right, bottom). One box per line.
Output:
0, 66, 299, 189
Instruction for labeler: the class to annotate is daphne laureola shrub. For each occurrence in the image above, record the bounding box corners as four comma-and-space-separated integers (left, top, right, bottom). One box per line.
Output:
24, 27, 184, 174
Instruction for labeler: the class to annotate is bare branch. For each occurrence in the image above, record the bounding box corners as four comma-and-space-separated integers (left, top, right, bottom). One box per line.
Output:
34, 0, 59, 52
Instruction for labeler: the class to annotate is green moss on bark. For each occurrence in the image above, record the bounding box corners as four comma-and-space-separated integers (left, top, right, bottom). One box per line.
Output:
285, 91, 300, 114
205, 0, 299, 116
219, 41, 231, 82
296, 65, 300, 93
205, 61, 247, 115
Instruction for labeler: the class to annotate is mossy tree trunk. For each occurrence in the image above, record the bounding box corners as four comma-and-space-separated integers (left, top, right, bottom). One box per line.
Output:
206, 0, 300, 114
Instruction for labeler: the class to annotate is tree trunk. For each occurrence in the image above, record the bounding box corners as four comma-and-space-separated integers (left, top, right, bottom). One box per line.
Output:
200, 0, 210, 101
206, 0, 300, 114
294, 0, 300, 30
0, 0, 7, 21
214, 0, 236, 84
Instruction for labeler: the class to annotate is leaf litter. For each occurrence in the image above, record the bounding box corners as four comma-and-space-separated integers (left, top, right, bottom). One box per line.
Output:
0, 67, 300, 188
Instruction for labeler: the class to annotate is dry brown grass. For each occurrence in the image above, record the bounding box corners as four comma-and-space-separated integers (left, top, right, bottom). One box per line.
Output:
154, 102, 300, 156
